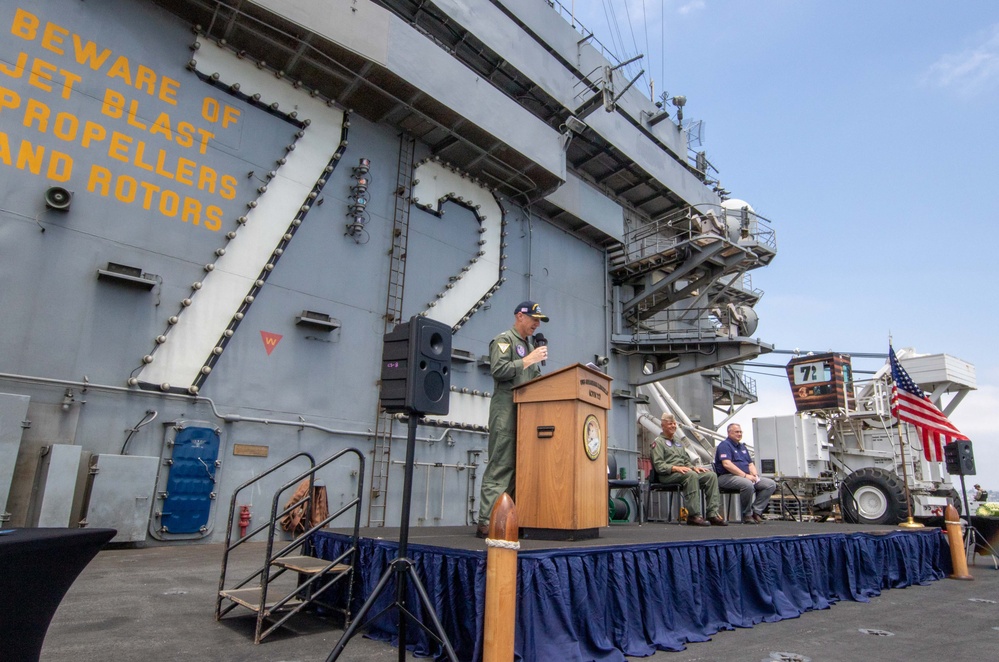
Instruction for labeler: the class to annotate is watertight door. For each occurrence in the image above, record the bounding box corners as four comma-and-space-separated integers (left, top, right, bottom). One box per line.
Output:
151, 421, 222, 540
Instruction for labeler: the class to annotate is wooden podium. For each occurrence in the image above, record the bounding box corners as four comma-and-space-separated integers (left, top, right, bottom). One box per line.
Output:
514, 363, 612, 540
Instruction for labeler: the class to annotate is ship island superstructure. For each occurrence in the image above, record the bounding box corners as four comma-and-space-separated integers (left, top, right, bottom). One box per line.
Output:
0, 0, 776, 543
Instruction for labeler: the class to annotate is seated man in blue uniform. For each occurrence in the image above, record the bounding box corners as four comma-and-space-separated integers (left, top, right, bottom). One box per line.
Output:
651, 413, 727, 526
714, 423, 776, 524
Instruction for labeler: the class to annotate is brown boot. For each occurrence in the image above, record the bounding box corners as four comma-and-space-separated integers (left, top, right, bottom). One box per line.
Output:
686, 514, 711, 527
475, 523, 490, 539
708, 515, 728, 526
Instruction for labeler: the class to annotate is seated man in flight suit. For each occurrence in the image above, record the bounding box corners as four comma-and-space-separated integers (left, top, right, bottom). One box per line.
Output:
651, 413, 727, 526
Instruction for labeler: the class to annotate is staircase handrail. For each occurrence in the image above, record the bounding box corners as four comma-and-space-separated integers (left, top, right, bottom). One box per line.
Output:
253, 447, 365, 641
216, 451, 316, 617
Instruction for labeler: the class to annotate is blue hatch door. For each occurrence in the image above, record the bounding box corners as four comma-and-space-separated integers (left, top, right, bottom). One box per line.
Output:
155, 423, 222, 538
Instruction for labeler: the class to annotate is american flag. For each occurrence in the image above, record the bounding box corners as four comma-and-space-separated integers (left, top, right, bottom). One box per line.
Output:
889, 346, 968, 462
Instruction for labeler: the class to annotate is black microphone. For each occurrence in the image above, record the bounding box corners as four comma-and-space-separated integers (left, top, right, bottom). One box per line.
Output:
534, 333, 547, 366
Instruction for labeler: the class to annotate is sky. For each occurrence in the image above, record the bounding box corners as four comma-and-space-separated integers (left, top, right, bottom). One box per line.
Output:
569, 1, 999, 494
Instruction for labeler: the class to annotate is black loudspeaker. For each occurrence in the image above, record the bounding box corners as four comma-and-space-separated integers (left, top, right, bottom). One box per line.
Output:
380, 315, 451, 415
44, 186, 72, 210
944, 440, 976, 476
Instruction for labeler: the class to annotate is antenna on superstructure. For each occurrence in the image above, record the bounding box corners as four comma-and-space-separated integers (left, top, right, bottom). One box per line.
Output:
646, 91, 672, 127
687, 119, 704, 148
671, 95, 686, 128
602, 54, 645, 112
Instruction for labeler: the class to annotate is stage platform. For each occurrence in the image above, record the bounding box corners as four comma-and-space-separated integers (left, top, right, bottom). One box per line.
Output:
314, 520, 947, 661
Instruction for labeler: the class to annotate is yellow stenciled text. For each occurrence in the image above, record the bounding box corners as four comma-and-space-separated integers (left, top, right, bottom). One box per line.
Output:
11, 8, 181, 105
87, 164, 224, 231
3, 8, 245, 231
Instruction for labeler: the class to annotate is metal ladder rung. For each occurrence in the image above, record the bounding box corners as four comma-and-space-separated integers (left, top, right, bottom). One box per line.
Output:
369, 134, 415, 527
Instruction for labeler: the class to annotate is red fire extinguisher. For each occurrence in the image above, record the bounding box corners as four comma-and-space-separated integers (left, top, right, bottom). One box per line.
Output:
239, 504, 251, 538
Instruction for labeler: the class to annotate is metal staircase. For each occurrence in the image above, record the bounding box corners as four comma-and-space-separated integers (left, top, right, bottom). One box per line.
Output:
611, 204, 776, 384
710, 364, 758, 421
215, 448, 365, 644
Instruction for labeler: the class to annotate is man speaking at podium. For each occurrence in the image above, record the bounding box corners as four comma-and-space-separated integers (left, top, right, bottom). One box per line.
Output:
476, 301, 549, 538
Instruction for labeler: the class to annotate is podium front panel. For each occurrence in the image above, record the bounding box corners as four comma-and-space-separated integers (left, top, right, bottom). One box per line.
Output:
572, 403, 609, 529
515, 400, 608, 531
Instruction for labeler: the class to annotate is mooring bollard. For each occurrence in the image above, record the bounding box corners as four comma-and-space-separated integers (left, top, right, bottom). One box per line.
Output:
944, 504, 973, 581
483, 493, 518, 662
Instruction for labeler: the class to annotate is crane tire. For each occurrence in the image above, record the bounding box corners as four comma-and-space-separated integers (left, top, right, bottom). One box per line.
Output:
840, 468, 908, 525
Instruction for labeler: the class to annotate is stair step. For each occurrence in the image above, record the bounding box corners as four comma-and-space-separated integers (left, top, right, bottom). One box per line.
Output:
272, 555, 351, 574
218, 587, 304, 613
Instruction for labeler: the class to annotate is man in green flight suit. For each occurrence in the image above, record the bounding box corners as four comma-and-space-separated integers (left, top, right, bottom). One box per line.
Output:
476, 301, 549, 538
651, 413, 727, 526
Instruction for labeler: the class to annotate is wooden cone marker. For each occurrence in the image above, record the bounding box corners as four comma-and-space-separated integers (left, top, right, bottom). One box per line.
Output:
483, 493, 518, 662
944, 504, 973, 581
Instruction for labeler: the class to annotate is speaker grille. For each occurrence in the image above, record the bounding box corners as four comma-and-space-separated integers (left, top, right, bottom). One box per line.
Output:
424, 371, 445, 402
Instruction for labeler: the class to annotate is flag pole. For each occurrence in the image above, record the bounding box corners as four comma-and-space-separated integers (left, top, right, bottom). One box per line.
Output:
890, 342, 924, 529
896, 417, 924, 528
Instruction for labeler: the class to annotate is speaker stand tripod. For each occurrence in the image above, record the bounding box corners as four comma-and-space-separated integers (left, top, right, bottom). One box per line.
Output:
962, 525, 998, 570
326, 414, 458, 662
955, 471, 998, 570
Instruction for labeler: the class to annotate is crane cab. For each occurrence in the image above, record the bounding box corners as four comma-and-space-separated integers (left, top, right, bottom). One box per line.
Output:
785, 353, 853, 412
